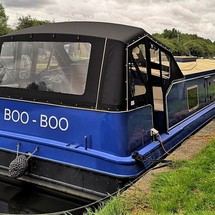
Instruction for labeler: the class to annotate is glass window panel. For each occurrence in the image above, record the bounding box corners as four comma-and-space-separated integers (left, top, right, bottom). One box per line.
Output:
129, 45, 148, 107
36, 47, 51, 73
149, 44, 160, 77
149, 43, 170, 79
187, 85, 199, 111
161, 51, 170, 78
132, 45, 147, 74
213, 79, 215, 97
0, 42, 15, 69
0, 42, 91, 95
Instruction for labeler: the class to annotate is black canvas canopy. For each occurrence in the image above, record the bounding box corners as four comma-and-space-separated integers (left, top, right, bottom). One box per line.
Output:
0, 22, 153, 111
0, 22, 180, 111
8, 22, 148, 44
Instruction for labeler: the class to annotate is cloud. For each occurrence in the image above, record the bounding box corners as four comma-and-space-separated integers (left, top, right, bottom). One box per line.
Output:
2, 0, 215, 41
1, 0, 55, 8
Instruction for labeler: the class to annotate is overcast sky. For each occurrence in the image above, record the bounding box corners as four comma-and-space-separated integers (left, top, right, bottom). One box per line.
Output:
1, 0, 215, 41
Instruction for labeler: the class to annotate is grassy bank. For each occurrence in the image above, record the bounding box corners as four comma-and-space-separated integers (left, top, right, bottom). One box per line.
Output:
87, 139, 215, 215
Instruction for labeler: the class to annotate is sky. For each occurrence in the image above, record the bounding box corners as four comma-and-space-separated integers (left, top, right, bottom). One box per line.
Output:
1, 0, 215, 41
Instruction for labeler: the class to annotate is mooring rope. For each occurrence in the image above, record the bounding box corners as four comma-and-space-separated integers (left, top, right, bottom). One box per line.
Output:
131, 151, 173, 167
9, 143, 39, 179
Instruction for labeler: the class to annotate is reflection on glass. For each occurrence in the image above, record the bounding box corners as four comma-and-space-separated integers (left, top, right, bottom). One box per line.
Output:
150, 43, 170, 78
0, 42, 91, 95
187, 85, 199, 111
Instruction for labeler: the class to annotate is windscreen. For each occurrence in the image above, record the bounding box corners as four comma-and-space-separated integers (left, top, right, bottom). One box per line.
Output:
0, 41, 91, 95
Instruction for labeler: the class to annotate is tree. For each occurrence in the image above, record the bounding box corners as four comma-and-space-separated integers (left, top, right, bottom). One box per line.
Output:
0, 4, 12, 35
16, 15, 51, 30
184, 40, 205, 57
153, 28, 215, 57
163, 28, 180, 40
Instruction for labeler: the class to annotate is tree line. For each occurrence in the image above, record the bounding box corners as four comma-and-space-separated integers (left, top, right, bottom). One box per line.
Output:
152, 28, 215, 57
0, 3, 215, 57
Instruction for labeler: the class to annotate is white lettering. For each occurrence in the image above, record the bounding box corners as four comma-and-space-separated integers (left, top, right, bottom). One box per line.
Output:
40, 114, 69, 131
59, 117, 69, 131
4, 108, 11, 121
21, 111, 29, 124
4, 108, 29, 124
40, 114, 48, 128
12, 110, 19, 122
49, 116, 58, 130
4, 108, 69, 131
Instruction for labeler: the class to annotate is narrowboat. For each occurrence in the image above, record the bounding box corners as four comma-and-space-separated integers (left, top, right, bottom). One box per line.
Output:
0, 22, 214, 201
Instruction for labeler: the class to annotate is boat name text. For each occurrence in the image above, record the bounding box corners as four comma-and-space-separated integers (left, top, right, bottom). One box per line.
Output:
3, 108, 69, 131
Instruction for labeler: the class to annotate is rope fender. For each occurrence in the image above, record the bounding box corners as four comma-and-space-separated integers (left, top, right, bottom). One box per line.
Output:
9, 143, 39, 179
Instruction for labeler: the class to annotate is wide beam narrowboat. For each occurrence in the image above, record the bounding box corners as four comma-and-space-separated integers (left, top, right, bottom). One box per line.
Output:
0, 22, 214, 200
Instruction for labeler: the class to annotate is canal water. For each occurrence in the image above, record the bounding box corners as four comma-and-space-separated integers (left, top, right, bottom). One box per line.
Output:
0, 176, 93, 214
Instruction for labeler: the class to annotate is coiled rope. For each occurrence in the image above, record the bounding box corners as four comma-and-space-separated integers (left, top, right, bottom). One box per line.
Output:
9, 143, 39, 179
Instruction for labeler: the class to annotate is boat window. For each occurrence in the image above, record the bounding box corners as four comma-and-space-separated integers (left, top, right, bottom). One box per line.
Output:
153, 86, 164, 111
213, 79, 215, 93
211, 79, 215, 100
150, 43, 170, 79
161, 51, 170, 78
0, 41, 91, 95
0, 42, 15, 69
128, 44, 148, 108
187, 85, 199, 111
36, 46, 52, 73
132, 44, 147, 74
207, 78, 215, 101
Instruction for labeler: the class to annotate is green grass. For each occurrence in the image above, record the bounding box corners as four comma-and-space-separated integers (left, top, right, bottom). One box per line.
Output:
86, 193, 131, 215
86, 139, 215, 215
149, 139, 215, 214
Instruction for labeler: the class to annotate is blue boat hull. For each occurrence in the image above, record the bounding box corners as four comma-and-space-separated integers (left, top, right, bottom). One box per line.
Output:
0, 98, 214, 200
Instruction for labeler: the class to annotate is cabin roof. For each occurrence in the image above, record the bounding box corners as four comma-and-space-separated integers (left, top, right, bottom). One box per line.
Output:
177, 59, 215, 75
7, 21, 148, 44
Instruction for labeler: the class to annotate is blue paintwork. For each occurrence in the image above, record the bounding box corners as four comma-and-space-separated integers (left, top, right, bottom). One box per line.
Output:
167, 73, 215, 128
0, 95, 214, 178
0, 68, 214, 180
0, 98, 153, 177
